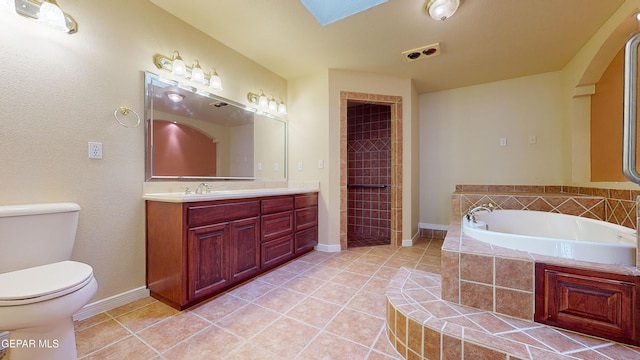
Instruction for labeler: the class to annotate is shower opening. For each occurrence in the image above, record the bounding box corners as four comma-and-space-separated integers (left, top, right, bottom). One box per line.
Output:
346, 101, 392, 247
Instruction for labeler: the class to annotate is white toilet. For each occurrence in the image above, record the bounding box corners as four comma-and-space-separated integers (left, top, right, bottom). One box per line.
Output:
0, 203, 98, 360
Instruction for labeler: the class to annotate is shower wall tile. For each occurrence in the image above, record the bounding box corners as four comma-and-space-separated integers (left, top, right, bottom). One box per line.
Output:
347, 104, 392, 239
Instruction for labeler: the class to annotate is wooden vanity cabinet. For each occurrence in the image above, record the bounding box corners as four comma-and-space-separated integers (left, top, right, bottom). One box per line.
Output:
146, 192, 318, 310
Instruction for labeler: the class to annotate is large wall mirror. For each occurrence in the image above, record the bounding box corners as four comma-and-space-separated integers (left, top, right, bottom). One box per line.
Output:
144, 72, 287, 181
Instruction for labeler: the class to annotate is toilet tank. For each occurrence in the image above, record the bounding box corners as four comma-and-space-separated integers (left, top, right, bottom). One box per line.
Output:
0, 202, 81, 273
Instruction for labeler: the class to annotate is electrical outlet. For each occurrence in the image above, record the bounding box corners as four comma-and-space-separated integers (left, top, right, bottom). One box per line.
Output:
88, 142, 102, 159
499, 138, 507, 147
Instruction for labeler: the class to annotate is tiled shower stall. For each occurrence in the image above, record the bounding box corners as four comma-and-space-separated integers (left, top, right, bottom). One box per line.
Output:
347, 103, 392, 246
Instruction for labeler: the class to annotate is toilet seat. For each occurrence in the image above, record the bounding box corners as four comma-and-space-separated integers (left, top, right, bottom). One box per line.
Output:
0, 260, 94, 306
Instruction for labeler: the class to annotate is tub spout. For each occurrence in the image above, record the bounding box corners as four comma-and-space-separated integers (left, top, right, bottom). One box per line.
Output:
465, 203, 496, 223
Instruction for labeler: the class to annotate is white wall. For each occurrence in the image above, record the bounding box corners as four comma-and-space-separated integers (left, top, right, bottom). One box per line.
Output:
0, 0, 286, 302
420, 72, 566, 225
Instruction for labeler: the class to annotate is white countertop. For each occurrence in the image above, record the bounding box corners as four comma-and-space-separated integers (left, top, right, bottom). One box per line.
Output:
143, 188, 317, 203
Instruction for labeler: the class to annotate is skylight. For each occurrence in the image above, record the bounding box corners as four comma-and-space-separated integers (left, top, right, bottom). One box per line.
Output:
300, 0, 388, 26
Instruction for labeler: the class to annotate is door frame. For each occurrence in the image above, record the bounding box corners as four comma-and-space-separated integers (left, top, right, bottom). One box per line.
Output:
340, 91, 403, 249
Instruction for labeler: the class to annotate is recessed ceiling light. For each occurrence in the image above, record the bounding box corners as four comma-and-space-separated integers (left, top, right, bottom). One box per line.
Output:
167, 93, 184, 103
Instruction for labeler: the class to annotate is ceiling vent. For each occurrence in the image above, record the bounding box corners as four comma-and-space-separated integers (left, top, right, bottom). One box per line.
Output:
402, 43, 441, 62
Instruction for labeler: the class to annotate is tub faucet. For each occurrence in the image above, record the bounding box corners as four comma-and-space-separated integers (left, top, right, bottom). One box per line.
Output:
195, 182, 211, 194
465, 203, 496, 223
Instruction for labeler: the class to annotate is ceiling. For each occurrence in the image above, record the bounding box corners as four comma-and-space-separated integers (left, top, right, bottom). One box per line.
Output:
149, 0, 626, 94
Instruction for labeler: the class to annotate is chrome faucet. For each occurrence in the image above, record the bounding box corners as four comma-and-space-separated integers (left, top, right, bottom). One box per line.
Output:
465, 203, 496, 223
195, 182, 211, 194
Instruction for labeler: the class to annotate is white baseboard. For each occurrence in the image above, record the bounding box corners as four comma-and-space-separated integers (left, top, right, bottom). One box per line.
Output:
73, 286, 150, 321
315, 243, 342, 252
419, 222, 449, 231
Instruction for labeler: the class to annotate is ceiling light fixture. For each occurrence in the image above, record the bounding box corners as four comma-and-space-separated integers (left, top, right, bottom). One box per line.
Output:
247, 90, 287, 116
154, 50, 223, 91
426, 0, 459, 21
167, 93, 184, 103
7, 0, 77, 33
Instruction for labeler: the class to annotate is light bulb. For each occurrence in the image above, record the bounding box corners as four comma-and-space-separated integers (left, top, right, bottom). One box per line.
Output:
38, 0, 68, 32
171, 51, 187, 77
277, 102, 287, 115
427, 0, 459, 21
209, 69, 223, 90
191, 60, 205, 84
268, 98, 277, 112
258, 92, 268, 108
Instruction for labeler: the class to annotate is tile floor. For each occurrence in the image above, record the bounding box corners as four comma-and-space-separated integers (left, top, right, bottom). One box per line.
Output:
57, 238, 441, 360
347, 233, 391, 248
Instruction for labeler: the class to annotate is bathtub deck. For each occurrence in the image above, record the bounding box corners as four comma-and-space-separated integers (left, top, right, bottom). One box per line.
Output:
386, 267, 640, 360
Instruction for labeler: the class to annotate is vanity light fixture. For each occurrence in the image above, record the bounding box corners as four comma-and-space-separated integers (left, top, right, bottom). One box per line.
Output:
8, 0, 77, 33
154, 50, 223, 91
426, 0, 459, 21
247, 90, 287, 116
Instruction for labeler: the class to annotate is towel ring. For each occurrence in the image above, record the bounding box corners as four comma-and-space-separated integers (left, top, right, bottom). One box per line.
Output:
114, 107, 141, 128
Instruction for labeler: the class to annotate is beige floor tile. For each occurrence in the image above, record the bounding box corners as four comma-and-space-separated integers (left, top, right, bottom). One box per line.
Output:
161, 325, 244, 360
257, 267, 298, 286
106, 297, 157, 318
297, 331, 370, 359
81, 336, 157, 360
356, 253, 392, 266
136, 312, 210, 353
311, 282, 358, 306
347, 289, 388, 318
325, 308, 386, 348
224, 343, 281, 360
301, 264, 342, 281
215, 303, 280, 339
254, 287, 306, 313
114, 301, 179, 333
347, 261, 385, 276
286, 297, 342, 328
330, 270, 371, 289
75, 319, 131, 358
373, 329, 403, 358
361, 277, 391, 294
251, 317, 320, 358
189, 293, 249, 323
226, 279, 277, 302
284, 274, 327, 295
74, 312, 111, 332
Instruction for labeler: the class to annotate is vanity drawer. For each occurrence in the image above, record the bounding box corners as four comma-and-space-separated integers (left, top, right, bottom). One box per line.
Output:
188, 200, 260, 227
295, 207, 318, 231
261, 235, 294, 269
262, 211, 294, 242
295, 193, 318, 209
295, 226, 318, 254
262, 196, 294, 214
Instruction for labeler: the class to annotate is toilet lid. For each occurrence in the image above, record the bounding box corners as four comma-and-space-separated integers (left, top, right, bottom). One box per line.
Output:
0, 260, 94, 306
